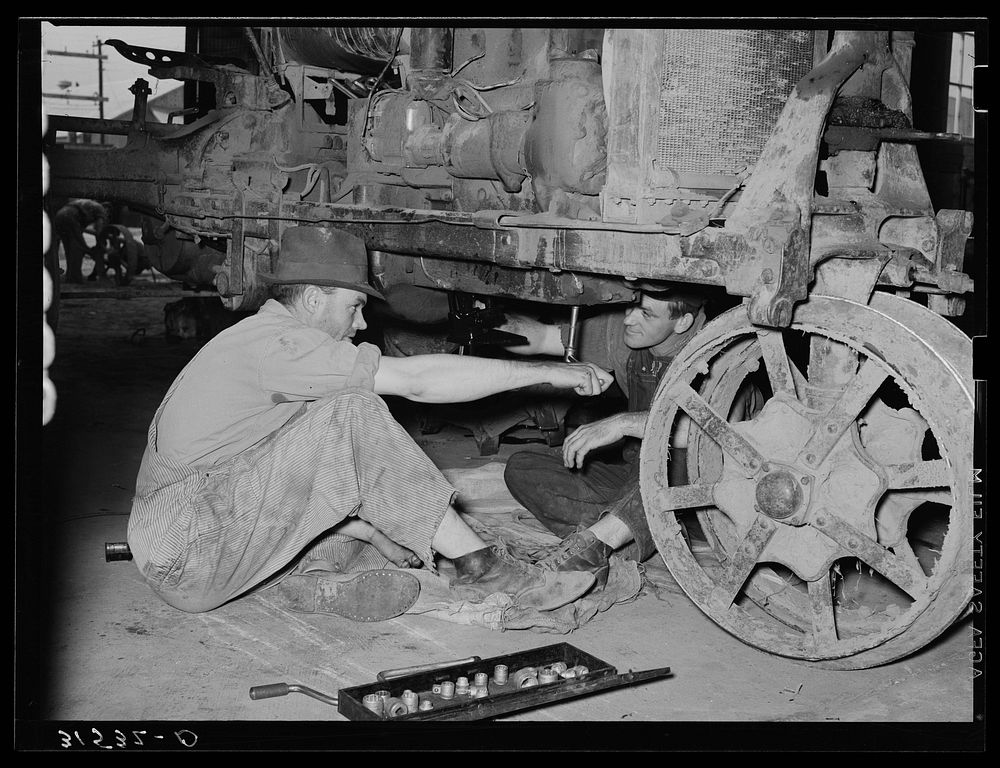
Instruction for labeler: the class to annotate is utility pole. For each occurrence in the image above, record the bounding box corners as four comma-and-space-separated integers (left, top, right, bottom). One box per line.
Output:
96, 39, 105, 143
44, 43, 109, 143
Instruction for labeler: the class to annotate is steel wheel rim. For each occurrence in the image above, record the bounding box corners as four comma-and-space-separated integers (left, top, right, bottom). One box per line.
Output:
640, 294, 973, 667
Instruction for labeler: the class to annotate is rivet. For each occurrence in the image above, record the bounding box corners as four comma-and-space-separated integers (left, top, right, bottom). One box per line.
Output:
848, 539, 859, 549
800, 476, 810, 485
805, 453, 816, 465
816, 516, 826, 526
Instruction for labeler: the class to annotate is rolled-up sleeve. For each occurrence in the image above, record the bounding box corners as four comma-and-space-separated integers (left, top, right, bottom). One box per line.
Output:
259, 328, 382, 400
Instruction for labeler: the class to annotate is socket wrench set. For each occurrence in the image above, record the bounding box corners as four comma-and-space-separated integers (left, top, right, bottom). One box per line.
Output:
336, 643, 672, 721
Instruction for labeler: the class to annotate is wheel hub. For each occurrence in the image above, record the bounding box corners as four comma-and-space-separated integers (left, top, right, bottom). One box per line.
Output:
755, 469, 803, 520
714, 395, 885, 580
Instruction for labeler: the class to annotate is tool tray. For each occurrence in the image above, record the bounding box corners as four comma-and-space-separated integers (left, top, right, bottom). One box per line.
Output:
337, 642, 671, 721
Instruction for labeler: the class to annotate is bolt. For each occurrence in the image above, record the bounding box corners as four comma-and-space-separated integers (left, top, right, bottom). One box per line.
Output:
761, 268, 774, 284
800, 476, 810, 485
826, 422, 837, 433
848, 539, 859, 549
805, 453, 816, 465
816, 516, 826, 526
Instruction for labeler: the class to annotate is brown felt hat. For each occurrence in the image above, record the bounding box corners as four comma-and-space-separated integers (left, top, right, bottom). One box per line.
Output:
258, 226, 384, 300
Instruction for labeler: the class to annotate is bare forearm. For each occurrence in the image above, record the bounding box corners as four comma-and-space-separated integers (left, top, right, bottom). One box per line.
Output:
562, 410, 648, 468
615, 410, 648, 439
375, 354, 610, 403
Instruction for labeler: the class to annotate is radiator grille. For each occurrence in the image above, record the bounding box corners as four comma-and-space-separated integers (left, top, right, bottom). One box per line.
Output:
657, 30, 815, 176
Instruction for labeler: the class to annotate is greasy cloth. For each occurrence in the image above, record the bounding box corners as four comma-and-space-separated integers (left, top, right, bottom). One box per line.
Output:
128, 388, 454, 613
287, 498, 647, 634
402, 555, 644, 634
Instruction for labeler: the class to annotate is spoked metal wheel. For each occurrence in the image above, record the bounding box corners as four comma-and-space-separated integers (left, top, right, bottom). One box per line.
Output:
640, 293, 974, 669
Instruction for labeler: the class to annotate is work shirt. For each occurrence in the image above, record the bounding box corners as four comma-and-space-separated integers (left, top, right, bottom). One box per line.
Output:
154, 299, 381, 468
563, 308, 706, 407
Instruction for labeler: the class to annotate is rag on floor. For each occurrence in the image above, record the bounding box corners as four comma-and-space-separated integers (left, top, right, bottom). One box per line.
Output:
403, 554, 644, 633
277, 497, 647, 633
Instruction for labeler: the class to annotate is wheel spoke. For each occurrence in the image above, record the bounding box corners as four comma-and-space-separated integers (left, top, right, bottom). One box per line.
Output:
884, 459, 951, 490
668, 381, 768, 475
755, 328, 804, 400
808, 573, 839, 648
708, 516, 776, 610
648, 483, 717, 513
813, 512, 928, 599
891, 539, 925, 576
801, 357, 890, 467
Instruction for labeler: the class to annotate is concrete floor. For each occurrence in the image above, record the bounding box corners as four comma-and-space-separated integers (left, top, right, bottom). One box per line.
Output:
18, 270, 984, 751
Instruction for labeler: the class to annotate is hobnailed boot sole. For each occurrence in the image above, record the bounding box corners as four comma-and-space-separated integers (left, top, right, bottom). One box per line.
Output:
268, 570, 421, 622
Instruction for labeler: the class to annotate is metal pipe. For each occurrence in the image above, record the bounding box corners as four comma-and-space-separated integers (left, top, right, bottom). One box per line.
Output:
564, 305, 581, 362
377, 655, 480, 682
46, 115, 177, 137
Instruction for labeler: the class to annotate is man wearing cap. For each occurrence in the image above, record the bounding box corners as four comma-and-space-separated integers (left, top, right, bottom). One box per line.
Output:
127, 225, 614, 621
500, 288, 752, 586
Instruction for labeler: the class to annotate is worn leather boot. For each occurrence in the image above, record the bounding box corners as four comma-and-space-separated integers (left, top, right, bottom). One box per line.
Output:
450, 545, 596, 611
537, 530, 614, 590
266, 570, 421, 622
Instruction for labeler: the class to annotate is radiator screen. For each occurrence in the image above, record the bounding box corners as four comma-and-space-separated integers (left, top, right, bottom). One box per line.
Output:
657, 30, 815, 176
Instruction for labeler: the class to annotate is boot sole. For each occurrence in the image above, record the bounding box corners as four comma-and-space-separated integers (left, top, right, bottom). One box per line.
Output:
271, 570, 421, 622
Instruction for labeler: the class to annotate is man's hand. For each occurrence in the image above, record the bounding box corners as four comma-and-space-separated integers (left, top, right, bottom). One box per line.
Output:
542, 361, 613, 396
498, 313, 565, 356
562, 411, 648, 469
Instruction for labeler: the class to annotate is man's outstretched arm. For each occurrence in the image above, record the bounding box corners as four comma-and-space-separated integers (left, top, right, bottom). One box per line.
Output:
374, 353, 613, 403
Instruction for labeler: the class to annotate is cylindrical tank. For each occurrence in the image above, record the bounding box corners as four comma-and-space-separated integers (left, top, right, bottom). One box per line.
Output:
277, 27, 402, 73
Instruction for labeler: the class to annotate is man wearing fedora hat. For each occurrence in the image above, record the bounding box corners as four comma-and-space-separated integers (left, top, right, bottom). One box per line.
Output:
127, 225, 615, 622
